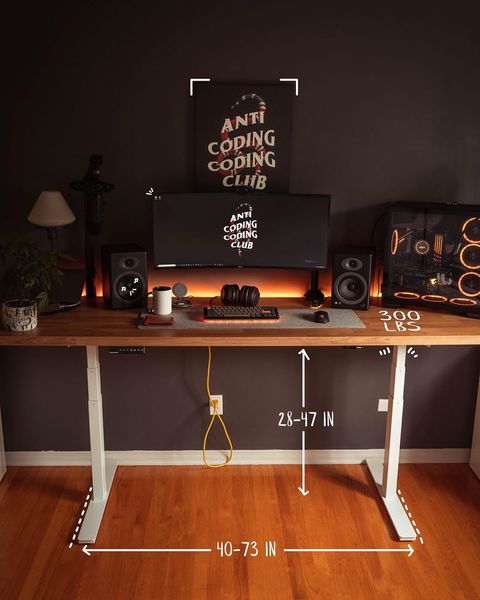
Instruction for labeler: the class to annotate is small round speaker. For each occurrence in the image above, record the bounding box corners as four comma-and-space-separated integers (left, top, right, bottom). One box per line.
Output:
172, 282, 191, 308
119, 255, 140, 270
341, 257, 363, 271
334, 272, 368, 305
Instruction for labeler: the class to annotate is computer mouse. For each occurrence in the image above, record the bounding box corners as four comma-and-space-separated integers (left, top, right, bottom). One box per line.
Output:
314, 310, 330, 324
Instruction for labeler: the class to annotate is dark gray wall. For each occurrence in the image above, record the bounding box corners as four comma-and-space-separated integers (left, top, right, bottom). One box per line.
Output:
1, 0, 479, 451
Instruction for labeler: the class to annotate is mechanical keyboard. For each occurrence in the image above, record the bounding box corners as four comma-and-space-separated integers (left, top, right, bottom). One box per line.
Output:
204, 306, 279, 320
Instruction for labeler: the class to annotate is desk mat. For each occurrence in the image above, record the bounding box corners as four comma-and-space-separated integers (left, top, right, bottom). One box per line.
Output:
139, 308, 365, 329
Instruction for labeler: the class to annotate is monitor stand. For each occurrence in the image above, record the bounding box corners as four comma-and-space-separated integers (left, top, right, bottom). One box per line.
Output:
305, 271, 325, 307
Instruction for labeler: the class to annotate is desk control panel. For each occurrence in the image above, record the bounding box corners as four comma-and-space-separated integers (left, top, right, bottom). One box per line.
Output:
108, 346, 146, 355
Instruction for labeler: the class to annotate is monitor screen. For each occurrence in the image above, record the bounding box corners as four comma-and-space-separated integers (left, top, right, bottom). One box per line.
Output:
153, 192, 330, 270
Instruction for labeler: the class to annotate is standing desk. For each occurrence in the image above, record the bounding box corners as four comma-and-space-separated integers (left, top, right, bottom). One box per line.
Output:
0, 298, 479, 544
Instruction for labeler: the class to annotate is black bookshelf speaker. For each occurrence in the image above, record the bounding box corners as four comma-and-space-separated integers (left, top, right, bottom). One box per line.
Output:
331, 247, 374, 310
101, 244, 147, 309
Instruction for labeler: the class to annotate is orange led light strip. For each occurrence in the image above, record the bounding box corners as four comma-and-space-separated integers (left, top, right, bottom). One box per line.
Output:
421, 294, 447, 303
450, 297, 476, 306
391, 229, 399, 255
394, 291, 420, 299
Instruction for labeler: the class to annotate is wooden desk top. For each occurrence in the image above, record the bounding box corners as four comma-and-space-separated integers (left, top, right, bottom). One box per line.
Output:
0, 298, 479, 347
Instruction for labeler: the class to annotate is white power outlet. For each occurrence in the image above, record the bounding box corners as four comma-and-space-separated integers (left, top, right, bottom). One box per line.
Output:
209, 394, 223, 415
378, 398, 389, 412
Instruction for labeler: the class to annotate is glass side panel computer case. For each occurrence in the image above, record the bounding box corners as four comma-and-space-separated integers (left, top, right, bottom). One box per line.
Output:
382, 202, 480, 316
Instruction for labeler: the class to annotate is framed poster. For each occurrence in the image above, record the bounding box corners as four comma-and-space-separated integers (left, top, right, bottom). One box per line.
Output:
194, 82, 293, 192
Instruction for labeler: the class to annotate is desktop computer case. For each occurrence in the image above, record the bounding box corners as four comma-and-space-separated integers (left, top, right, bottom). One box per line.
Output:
382, 202, 480, 315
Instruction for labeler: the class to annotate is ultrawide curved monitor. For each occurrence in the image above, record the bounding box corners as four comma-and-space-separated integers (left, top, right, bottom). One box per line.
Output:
153, 192, 330, 270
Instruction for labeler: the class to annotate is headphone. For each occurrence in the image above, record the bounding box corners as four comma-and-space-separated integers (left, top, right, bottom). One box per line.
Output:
221, 284, 260, 307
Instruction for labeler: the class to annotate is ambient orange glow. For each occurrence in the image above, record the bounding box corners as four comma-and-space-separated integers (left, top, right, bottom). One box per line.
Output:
149, 268, 322, 299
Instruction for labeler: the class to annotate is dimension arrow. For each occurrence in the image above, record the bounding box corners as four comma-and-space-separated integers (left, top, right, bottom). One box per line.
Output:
298, 429, 309, 496
284, 544, 414, 557
298, 348, 310, 409
82, 545, 212, 556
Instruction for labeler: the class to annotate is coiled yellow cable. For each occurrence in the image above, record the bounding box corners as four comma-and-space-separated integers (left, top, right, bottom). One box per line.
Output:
202, 347, 234, 468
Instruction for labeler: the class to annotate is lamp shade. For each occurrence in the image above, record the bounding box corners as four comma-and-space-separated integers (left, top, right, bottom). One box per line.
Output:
28, 191, 76, 227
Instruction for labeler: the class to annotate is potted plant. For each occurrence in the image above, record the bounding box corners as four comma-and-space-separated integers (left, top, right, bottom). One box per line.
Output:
0, 239, 64, 331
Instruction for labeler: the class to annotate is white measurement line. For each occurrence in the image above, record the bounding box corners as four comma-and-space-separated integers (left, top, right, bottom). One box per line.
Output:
398, 490, 424, 546
69, 483, 93, 549
279, 77, 299, 95
298, 430, 309, 496
82, 546, 212, 556
298, 349, 310, 409
189, 78, 211, 96
284, 544, 414, 557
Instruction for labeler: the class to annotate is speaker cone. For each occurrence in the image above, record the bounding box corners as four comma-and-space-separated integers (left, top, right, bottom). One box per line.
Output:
334, 273, 368, 305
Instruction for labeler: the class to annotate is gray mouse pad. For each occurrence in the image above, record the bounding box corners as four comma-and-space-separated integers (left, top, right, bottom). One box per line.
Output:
141, 308, 365, 329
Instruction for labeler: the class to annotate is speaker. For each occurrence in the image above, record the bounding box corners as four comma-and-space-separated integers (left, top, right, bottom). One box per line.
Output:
101, 244, 147, 309
331, 247, 374, 310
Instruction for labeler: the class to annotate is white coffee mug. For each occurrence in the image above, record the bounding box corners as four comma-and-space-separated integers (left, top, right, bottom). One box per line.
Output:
147, 286, 172, 315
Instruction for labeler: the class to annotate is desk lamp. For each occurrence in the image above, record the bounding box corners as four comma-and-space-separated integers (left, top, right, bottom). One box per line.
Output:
28, 191, 76, 251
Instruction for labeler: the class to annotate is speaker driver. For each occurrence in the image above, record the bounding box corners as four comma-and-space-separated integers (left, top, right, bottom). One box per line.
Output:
460, 244, 480, 270
334, 273, 368, 305
119, 256, 140, 270
115, 273, 145, 300
341, 257, 363, 271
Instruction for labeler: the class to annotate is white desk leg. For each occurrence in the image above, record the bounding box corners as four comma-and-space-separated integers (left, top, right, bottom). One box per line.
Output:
469, 373, 480, 478
0, 406, 6, 481
366, 345, 416, 541
78, 346, 117, 544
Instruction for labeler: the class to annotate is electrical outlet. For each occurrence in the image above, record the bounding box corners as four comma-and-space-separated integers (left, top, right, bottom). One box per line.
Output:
209, 394, 223, 415
378, 398, 389, 412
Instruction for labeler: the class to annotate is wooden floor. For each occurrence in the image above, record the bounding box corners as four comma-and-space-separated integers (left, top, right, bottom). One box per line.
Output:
0, 464, 479, 600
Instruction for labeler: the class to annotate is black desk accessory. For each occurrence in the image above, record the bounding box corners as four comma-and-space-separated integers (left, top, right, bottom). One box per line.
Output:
305, 271, 325, 307
71, 155, 114, 299
314, 310, 330, 324
172, 282, 192, 308
382, 202, 480, 316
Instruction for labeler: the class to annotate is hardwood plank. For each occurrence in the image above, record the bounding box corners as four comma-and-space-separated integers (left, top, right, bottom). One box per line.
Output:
0, 298, 479, 347
1, 465, 480, 599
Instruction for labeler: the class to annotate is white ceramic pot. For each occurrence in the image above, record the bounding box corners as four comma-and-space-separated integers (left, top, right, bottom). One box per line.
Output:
2, 299, 38, 332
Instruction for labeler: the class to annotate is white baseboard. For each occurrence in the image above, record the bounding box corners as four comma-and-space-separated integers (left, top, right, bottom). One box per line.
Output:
5, 448, 470, 467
